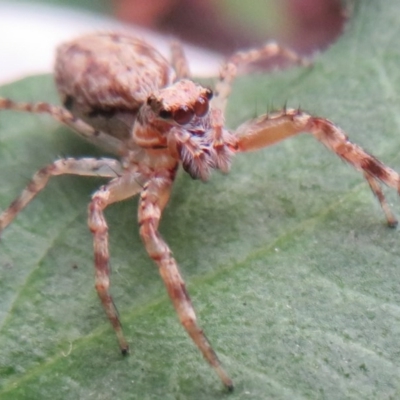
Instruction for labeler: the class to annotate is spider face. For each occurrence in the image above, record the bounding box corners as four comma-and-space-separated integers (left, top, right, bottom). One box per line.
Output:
134, 79, 232, 180
146, 80, 213, 126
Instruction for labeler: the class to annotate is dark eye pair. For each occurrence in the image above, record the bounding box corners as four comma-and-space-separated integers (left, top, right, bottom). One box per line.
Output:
159, 89, 213, 125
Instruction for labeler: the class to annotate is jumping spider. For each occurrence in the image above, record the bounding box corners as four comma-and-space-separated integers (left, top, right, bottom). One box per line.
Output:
0, 32, 399, 391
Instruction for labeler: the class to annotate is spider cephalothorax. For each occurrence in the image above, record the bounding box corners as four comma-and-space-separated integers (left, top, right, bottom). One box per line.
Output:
135, 79, 236, 180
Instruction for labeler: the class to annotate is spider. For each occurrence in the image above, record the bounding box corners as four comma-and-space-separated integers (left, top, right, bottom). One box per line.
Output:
0, 32, 399, 391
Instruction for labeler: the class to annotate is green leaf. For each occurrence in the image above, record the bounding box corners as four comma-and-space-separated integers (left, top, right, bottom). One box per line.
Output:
1, 1, 400, 399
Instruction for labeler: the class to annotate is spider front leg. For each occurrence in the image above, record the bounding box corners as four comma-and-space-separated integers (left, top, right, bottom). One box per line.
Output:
0, 157, 123, 234
138, 173, 234, 390
88, 171, 146, 354
234, 108, 400, 227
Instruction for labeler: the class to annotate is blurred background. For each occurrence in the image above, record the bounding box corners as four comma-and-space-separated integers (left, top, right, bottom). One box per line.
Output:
0, 0, 346, 84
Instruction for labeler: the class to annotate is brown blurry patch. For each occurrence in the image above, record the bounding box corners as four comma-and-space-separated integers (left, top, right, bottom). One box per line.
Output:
113, 0, 346, 57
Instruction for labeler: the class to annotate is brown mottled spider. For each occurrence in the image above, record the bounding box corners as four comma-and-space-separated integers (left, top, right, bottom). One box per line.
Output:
0, 32, 399, 391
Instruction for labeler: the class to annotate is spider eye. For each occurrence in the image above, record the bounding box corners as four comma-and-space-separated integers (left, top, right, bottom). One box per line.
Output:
194, 97, 209, 117
204, 88, 213, 100
159, 108, 172, 119
173, 106, 194, 125
146, 95, 156, 107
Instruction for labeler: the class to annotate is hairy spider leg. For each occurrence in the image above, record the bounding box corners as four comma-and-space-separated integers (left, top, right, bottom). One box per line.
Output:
234, 108, 400, 227
0, 98, 125, 155
88, 172, 146, 354
138, 171, 234, 391
170, 40, 191, 80
213, 42, 309, 113
0, 158, 123, 233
